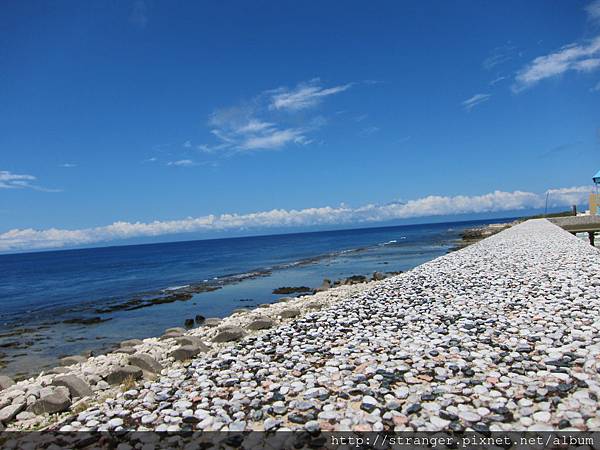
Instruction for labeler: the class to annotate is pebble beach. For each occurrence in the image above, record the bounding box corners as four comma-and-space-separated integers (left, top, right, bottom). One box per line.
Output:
1, 218, 600, 435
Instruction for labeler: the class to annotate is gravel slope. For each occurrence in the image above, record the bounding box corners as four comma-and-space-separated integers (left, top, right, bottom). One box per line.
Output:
57, 219, 600, 432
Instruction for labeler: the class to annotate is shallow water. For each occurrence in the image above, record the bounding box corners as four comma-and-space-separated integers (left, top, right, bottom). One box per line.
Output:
0, 218, 510, 377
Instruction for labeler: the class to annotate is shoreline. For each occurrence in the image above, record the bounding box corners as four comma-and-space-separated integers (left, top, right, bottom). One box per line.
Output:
1, 218, 599, 433
0, 278, 379, 431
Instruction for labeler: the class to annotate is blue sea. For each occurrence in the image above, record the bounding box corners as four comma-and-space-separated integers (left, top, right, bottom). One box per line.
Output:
0, 218, 510, 378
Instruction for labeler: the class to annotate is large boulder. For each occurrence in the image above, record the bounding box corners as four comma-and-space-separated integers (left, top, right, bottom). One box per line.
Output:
174, 336, 209, 349
159, 332, 183, 340
59, 355, 87, 366
0, 376, 15, 391
105, 365, 143, 385
213, 327, 245, 343
0, 401, 25, 423
30, 391, 71, 415
247, 318, 275, 331
170, 345, 205, 361
128, 354, 163, 374
203, 318, 221, 327
120, 339, 143, 347
165, 327, 186, 334
279, 308, 301, 319
52, 375, 92, 398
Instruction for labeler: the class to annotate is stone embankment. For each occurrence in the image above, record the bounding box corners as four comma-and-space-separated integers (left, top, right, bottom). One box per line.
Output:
2, 219, 600, 434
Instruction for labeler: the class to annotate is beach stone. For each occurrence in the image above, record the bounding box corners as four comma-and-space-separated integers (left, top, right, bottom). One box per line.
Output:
120, 339, 143, 347
0, 376, 15, 391
213, 327, 245, 343
30, 392, 71, 415
165, 327, 186, 334
159, 332, 183, 340
170, 345, 205, 361
59, 355, 87, 366
105, 365, 143, 385
114, 347, 136, 354
247, 318, 275, 331
52, 375, 93, 398
184, 318, 195, 328
0, 401, 25, 423
128, 354, 163, 374
279, 308, 301, 319
203, 318, 221, 327
174, 336, 210, 349
372, 272, 386, 281
316, 279, 331, 292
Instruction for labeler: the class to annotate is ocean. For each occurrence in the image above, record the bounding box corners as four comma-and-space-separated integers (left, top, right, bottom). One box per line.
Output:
0, 218, 510, 378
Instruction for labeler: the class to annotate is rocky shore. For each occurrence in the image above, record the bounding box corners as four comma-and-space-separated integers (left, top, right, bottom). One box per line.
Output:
1, 218, 600, 434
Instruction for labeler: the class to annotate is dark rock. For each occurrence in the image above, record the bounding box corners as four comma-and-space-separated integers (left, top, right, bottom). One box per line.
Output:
195, 315, 206, 324
213, 327, 245, 343
59, 355, 87, 366
405, 404, 422, 415
372, 272, 386, 281
105, 365, 143, 385
272, 286, 312, 295
52, 375, 92, 398
63, 316, 111, 325
30, 392, 71, 415
128, 354, 163, 373
247, 319, 275, 331
184, 319, 195, 328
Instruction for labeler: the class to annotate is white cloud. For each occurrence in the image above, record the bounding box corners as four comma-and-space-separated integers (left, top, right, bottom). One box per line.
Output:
586, 0, 600, 24
59, 163, 77, 168
545, 186, 591, 205
513, 36, 600, 92
269, 79, 352, 111
591, 80, 600, 92
183, 140, 192, 148
239, 128, 306, 150
483, 45, 516, 70
199, 79, 351, 152
0, 186, 592, 252
489, 76, 507, 86
462, 94, 491, 111
0, 170, 59, 192
167, 159, 195, 167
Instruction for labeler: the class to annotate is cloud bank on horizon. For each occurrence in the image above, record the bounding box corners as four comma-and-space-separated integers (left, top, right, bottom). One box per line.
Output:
0, 185, 591, 253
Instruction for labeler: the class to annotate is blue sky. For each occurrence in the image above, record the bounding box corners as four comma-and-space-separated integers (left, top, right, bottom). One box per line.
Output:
1, 0, 600, 252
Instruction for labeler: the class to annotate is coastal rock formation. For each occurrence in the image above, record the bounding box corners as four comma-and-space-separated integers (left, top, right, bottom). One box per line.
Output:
279, 308, 301, 319
30, 390, 71, 415
104, 366, 142, 385
170, 345, 204, 361
247, 318, 275, 330
51, 375, 92, 398
212, 327, 245, 343
128, 354, 163, 374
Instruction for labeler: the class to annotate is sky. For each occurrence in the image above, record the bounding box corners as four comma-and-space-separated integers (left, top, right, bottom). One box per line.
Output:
1, 0, 600, 253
